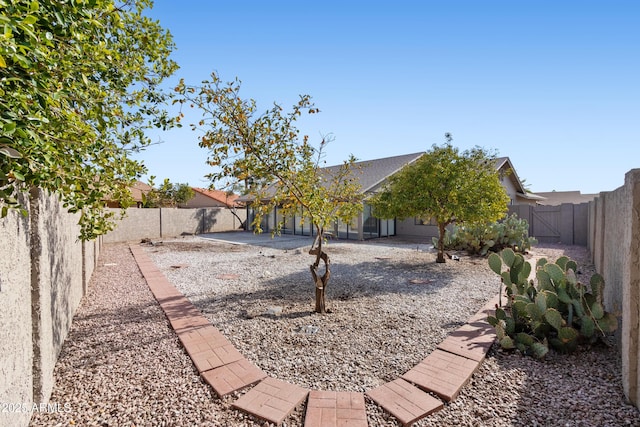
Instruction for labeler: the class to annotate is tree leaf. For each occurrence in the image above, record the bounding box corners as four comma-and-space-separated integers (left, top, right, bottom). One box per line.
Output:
0, 145, 22, 159
22, 15, 38, 25
0, 0, 179, 239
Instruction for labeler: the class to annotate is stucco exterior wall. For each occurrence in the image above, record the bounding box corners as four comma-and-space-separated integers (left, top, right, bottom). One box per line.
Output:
0, 194, 33, 427
501, 175, 519, 205
181, 191, 227, 208
395, 218, 439, 241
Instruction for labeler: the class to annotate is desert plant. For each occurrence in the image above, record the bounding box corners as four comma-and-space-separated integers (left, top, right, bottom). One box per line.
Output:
435, 213, 536, 256
486, 248, 617, 359
370, 138, 510, 263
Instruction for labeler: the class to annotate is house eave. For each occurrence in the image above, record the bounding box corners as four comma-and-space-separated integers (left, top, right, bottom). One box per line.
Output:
516, 192, 546, 201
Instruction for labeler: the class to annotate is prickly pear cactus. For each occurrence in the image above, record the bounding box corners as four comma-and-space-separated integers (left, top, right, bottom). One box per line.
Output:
437, 214, 537, 256
487, 249, 617, 359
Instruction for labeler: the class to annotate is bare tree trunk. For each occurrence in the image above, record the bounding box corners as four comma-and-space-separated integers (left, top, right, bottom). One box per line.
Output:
436, 222, 447, 263
309, 229, 331, 313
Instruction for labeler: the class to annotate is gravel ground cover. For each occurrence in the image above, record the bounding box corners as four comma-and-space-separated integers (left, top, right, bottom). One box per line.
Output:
30, 235, 640, 427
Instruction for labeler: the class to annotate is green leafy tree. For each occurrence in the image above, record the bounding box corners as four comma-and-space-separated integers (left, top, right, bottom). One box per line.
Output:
0, 0, 177, 239
176, 72, 363, 313
171, 182, 196, 207
142, 177, 194, 208
370, 138, 510, 263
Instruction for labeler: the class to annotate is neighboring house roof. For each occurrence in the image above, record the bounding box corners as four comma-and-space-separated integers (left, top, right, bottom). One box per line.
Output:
104, 180, 152, 208
535, 191, 597, 206
191, 187, 240, 207
130, 180, 153, 203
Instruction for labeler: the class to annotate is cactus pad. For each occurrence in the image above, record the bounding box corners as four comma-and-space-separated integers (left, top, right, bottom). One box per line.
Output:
544, 308, 563, 331
488, 253, 502, 275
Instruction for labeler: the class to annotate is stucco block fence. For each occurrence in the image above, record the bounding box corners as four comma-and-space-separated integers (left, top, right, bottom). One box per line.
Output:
0, 189, 101, 427
0, 192, 244, 426
589, 169, 640, 407
102, 206, 246, 243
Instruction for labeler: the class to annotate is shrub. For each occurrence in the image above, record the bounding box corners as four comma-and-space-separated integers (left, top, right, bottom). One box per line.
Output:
486, 248, 617, 359
433, 213, 537, 256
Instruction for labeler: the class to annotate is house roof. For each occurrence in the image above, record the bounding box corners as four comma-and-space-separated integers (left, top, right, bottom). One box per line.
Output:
494, 157, 546, 202
236, 152, 425, 203
130, 180, 153, 202
236, 151, 543, 202
495, 157, 525, 192
192, 187, 240, 207
325, 152, 425, 193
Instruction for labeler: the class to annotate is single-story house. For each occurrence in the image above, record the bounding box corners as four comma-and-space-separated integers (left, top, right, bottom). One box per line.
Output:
242, 151, 543, 241
180, 187, 240, 208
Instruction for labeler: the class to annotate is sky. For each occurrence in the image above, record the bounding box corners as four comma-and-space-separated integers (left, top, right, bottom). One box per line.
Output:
136, 0, 639, 195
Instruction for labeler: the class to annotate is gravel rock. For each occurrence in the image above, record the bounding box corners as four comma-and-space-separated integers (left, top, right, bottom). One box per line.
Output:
30, 237, 640, 426
29, 243, 225, 427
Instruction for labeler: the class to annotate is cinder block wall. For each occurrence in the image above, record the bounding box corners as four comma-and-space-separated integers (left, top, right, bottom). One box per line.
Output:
590, 169, 640, 406
103, 207, 246, 243
29, 189, 85, 403
0, 189, 100, 427
160, 208, 202, 236
103, 208, 161, 242
0, 193, 33, 427
596, 186, 627, 319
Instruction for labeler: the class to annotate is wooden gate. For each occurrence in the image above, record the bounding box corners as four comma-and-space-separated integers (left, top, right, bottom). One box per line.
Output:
508, 203, 589, 246
531, 206, 562, 243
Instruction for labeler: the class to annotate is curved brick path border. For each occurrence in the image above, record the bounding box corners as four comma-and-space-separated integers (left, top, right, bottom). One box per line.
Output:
130, 244, 500, 426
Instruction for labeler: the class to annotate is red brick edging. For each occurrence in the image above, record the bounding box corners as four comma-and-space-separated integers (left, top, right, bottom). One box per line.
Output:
130, 244, 499, 426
